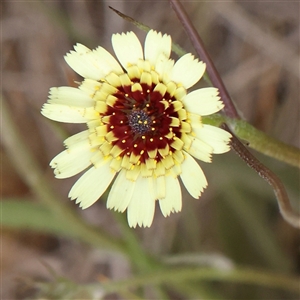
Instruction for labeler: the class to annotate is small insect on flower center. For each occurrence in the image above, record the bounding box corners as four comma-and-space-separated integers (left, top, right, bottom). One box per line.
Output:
128, 109, 152, 135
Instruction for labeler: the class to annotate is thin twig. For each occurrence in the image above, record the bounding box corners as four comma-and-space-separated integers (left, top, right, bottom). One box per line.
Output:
101, 266, 300, 294
169, 0, 240, 119
223, 124, 300, 229
169, 0, 300, 228
108, 6, 187, 57
109, 6, 151, 32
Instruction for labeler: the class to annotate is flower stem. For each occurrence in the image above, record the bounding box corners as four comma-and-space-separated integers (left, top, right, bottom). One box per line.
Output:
168, 0, 300, 229
226, 118, 300, 168
101, 267, 300, 294
1, 97, 126, 253
202, 114, 300, 168
223, 123, 300, 229
169, 0, 240, 119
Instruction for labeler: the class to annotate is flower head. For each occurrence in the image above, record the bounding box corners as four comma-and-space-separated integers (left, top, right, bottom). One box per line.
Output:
41, 30, 231, 228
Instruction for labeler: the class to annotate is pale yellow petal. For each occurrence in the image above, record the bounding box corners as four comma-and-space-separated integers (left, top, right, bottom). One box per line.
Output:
153, 176, 166, 199
92, 45, 124, 75
192, 124, 231, 154
159, 176, 182, 217
112, 32, 143, 71
144, 30, 172, 66
41, 104, 98, 123
79, 79, 101, 95
127, 176, 155, 228
48, 87, 94, 107
186, 137, 213, 163
69, 165, 116, 209
156, 55, 174, 83
64, 43, 122, 80
63, 130, 90, 148
107, 169, 135, 212
50, 149, 92, 179
183, 87, 224, 116
180, 152, 207, 198
170, 54, 206, 88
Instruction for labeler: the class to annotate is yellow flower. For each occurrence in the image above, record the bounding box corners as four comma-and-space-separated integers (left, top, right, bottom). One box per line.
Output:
41, 30, 231, 228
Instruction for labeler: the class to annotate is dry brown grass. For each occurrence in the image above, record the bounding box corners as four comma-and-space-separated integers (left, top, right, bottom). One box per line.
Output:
1, 1, 299, 299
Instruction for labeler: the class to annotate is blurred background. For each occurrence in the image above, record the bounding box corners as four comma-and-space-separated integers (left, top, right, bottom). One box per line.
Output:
1, 1, 300, 299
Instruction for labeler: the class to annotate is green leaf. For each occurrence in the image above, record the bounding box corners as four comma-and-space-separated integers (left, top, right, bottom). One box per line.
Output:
2, 199, 76, 237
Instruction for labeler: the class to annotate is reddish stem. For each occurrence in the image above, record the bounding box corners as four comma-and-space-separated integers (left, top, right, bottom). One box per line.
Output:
223, 124, 300, 228
169, 0, 240, 119
169, 0, 299, 228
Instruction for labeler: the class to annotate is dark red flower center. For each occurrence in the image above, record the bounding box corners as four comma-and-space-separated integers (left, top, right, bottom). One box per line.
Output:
99, 77, 186, 166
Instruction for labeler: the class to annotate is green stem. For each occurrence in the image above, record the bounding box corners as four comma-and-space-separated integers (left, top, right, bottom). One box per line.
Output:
112, 212, 160, 272
203, 115, 300, 228
202, 114, 300, 168
227, 118, 300, 168
1, 96, 160, 273
226, 125, 300, 228
1, 97, 125, 253
101, 267, 300, 294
